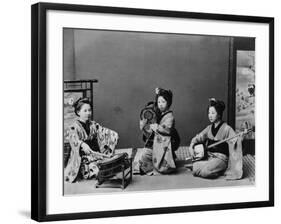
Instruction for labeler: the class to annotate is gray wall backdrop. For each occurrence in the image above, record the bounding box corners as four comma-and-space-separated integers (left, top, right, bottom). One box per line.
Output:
64, 28, 230, 148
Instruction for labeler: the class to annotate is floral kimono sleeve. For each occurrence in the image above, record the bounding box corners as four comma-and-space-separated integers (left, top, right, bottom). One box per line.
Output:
64, 125, 83, 183
95, 123, 119, 154
157, 113, 174, 135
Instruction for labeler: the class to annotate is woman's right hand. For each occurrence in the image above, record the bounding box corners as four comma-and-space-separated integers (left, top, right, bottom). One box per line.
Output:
81, 142, 93, 155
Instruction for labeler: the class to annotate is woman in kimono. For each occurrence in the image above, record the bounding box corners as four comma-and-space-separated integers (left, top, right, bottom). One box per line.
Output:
189, 98, 243, 180
138, 88, 180, 175
64, 98, 119, 183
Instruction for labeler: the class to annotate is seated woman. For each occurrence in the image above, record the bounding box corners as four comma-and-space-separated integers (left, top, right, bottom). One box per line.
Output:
64, 98, 119, 183
189, 98, 243, 180
137, 88, 180, 175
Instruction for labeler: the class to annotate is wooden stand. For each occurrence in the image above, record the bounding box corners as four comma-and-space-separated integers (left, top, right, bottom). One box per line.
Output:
95, 153, 133, 189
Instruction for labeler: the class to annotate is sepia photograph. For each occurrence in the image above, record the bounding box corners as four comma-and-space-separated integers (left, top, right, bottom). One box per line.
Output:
63, 28, 256, 195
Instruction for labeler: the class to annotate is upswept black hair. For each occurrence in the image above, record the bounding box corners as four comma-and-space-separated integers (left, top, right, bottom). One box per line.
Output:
155, 87, 173, 109
73, 97, 91, 116
208, 98, 225, 119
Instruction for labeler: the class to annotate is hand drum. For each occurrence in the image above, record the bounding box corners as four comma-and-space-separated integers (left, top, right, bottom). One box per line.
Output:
140, 101, 157, 123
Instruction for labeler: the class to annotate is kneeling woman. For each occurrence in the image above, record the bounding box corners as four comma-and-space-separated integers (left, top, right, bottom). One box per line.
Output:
64, 98, 119, 183
138, 88, 180, 174
189, 99, 243, 180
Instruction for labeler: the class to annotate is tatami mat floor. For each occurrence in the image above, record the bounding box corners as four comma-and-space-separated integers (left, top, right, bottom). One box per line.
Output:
64, 147, 255, 195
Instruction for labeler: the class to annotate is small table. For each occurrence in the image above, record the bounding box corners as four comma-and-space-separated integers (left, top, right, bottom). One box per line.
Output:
95, 150, 133, 189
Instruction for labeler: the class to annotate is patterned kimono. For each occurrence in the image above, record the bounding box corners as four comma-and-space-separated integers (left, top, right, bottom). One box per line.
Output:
190, 121, 243, 180
64, 119, 119, 183
139, 111, 180, 174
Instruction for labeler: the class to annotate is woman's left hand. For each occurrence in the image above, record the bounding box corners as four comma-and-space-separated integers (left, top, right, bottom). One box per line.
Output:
81, 143, 93, 154
104, 146, 114, 157
150, 123, 158, 132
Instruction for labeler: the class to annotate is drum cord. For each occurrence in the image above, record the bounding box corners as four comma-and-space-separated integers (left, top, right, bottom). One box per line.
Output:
143, 128, 161, 148
144, 132, 154, 147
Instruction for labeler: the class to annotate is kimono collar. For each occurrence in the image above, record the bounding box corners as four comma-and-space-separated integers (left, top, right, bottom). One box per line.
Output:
157, 110, 172, 123
78, 119, 91, 135
211, 121, 225, 137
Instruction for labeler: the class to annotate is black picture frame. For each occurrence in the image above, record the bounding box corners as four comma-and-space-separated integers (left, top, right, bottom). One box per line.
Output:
31, 2, 274, 222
